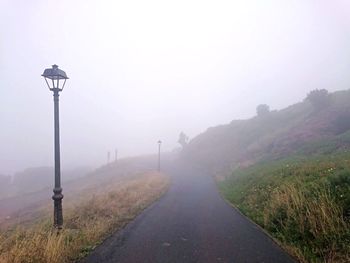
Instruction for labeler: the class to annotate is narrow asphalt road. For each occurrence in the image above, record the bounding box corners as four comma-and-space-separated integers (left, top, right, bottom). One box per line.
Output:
82, 160, 295, 263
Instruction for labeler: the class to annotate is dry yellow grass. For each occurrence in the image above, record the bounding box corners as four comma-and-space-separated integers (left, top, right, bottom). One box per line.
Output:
0, 172, 169, 263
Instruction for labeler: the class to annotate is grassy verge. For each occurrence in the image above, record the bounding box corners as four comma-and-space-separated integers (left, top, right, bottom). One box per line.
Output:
218, 153, 350, 262
0, 172, 169, 263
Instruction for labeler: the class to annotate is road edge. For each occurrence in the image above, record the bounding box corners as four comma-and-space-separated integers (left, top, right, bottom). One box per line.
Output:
215, 181, 298, 262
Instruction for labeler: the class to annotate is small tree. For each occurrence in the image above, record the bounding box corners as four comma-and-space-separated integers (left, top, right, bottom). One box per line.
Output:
178, 132, 189, 148
256, 104, 270, 117
306, 89, 330, 109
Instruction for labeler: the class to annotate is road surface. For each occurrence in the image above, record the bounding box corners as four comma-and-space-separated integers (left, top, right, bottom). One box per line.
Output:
82, 160, 295, 263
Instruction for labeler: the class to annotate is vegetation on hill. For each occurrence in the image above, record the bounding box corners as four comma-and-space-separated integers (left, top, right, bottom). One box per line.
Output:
256, 104, 270, 116
306, 89, 330, 109
183, 89, 350, 173
0, 172, 169, 263
219, 152, 350, 262
0, 155, 163, 227
183, 89, 350, 262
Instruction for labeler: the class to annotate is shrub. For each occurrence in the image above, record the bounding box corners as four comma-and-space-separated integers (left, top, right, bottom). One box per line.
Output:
306, 89, 330, 109
256, 104, 270, 116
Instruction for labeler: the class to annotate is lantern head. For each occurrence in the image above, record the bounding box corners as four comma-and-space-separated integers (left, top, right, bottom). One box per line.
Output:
42, 64, 69, 91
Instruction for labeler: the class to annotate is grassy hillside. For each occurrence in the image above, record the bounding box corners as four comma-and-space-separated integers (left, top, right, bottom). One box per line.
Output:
0, 153, 163, 201
183, 89, 350, 262
0, 171, 170, 263
183, 89, 350, 173
219, 152, 350, 262
0, 154, 170, 262
0, 155, 161, 226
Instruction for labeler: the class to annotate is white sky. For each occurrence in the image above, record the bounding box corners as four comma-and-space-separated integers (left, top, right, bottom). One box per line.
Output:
1, 0, 350, 174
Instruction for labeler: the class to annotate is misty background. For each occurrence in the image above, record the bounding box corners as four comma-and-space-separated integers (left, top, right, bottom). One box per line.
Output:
1, 0, 350, 174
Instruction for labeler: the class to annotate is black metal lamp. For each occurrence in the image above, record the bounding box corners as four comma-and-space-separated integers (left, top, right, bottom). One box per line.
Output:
42, 64, 68, 229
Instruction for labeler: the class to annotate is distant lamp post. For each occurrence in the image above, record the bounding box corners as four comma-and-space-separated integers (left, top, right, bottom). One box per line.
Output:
42, 64, 69, 229
158, 140, 162, 172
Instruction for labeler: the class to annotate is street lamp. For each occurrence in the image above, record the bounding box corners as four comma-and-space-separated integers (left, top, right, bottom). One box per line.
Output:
42, 64, 69, 229
158, 140, 162, 172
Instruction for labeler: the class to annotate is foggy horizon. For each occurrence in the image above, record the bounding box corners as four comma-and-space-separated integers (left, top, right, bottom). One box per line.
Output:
1, 0, 350, 174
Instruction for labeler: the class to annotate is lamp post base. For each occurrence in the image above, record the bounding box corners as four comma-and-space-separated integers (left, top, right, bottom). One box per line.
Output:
52, 187, 63, 229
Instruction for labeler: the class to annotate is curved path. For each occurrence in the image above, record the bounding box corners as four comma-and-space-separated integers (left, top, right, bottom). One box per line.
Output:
82, 161, 295, 263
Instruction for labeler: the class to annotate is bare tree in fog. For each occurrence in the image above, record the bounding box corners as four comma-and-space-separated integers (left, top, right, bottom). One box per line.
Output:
178, 132, 189, 148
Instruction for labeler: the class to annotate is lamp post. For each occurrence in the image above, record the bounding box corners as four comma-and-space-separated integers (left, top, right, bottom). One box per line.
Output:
42, 64, 68, 229
158, 140, 162, 172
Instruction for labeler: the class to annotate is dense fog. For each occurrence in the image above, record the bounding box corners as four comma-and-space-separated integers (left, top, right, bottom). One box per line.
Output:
1, 0, 350, 174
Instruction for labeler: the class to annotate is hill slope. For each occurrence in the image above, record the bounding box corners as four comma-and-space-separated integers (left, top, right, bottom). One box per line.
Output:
182, 89, 350, 262
183, 89, 350, 173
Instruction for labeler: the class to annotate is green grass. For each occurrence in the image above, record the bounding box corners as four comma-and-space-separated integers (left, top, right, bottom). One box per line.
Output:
219, 152, 350, 262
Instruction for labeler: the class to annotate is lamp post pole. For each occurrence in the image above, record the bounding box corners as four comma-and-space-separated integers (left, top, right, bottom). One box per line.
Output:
53, 88, 63, 228
42, 64, 68, 229
158, 140, 161, 172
